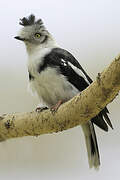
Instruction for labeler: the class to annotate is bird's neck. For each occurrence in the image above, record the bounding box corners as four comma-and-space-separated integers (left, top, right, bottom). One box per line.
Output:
25, 38, 58, 56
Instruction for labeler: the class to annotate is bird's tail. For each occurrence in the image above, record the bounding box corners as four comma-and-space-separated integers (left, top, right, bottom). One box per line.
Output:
81, 122, 100, 169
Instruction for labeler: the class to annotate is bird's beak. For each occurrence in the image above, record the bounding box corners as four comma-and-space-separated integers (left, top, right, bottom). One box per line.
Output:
14, 36, 26, 41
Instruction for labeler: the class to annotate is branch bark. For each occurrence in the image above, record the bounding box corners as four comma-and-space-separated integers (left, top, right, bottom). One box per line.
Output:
0, 55, 120, 141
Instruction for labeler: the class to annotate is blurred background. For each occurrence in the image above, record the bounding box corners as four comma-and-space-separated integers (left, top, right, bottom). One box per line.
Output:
0, 0, 120, 179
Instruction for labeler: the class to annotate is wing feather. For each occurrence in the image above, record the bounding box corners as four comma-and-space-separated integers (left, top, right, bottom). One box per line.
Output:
42, 47, 113, 131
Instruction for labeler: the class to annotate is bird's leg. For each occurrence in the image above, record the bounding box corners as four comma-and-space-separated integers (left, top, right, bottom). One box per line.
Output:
36, 106, 48, 112
50, 100, 63, 113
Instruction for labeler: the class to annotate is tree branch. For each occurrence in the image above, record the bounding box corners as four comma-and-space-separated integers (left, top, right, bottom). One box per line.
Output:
0, 55, 120, 141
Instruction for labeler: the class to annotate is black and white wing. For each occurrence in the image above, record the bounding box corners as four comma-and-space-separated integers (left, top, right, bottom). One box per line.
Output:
40, 47, 113, 131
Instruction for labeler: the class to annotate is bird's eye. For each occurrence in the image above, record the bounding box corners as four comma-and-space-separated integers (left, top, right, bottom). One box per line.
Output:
35, 33, 41, 38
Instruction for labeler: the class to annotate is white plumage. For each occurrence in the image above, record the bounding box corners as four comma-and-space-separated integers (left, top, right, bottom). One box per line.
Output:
15, 14, 113, 169
28, 47, 79, 107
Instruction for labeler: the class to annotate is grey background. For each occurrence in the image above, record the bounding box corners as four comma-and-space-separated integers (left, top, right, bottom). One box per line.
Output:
0, 0, 120, 179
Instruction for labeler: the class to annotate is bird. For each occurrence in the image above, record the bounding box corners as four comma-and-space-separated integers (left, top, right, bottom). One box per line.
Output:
14, 14, 113, 169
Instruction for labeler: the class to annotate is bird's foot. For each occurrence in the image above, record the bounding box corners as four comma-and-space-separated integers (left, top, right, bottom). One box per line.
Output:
36, 106, 48, 112
50, 100, 63, 113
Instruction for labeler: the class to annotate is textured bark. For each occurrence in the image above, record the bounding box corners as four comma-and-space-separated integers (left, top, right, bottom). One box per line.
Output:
0, 55, 120, 141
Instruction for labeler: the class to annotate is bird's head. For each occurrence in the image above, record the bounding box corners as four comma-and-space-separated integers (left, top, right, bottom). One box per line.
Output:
15, 14, 55, 53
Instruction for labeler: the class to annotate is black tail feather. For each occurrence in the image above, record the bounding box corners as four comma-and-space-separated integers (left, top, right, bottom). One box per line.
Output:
102, 109, 113, 129
82, 122, 100, 169
92, 107, 113, 131
92, 114, 108, 131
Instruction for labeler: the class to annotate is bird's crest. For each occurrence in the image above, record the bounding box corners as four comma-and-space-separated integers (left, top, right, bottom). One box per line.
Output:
19, 14, 43, 26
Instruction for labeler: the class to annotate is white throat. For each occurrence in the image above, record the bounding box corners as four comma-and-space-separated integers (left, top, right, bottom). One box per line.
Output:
26, 37, 59, 79
25, 37, 58, 56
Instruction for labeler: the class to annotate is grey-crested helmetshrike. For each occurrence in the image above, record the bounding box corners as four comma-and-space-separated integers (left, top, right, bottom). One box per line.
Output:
15, 14, 113, 169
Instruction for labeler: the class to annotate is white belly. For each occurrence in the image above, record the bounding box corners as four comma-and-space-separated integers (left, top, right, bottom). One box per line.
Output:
29, 67, 79, 107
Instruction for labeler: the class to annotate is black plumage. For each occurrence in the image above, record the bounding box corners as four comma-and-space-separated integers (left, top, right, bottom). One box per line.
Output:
38, 47, 113, 131
28, 71, 34, 81
15, 14, 113, 168
19, 14, 43, 27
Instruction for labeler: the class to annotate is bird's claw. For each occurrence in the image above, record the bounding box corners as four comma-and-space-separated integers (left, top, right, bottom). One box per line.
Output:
50, 100, 63, 114
36, 106, 48, 112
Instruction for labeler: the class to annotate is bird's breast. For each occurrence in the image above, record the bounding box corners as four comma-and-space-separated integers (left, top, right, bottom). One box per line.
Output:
29, 66, 79, 107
